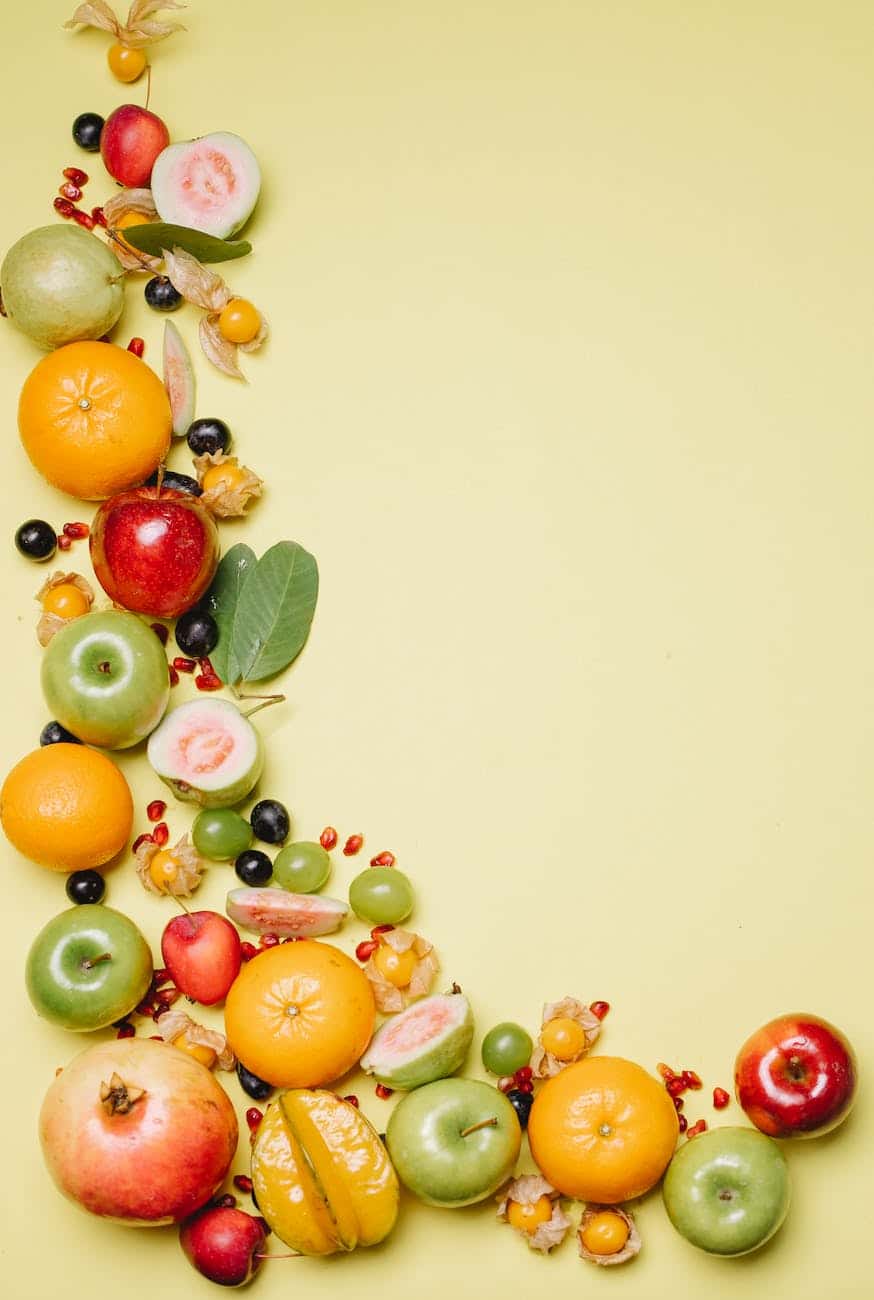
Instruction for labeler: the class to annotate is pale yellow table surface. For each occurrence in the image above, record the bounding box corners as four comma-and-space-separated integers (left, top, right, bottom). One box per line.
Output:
1, 2, 870, 1297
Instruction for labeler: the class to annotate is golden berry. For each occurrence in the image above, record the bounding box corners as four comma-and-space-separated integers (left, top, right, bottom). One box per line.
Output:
41, 583, 90, 620
372, 943, 417, 989
218, 299, 261, 344
580, 1211, 630, 1256
540, 1016, 587, 1060
107, 44, 148, 83
149, 850, 180, 890
507, 1196, 553, 1234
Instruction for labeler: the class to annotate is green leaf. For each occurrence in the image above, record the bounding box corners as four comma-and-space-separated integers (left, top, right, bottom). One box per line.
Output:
231, 541, 319, 684
204, 544, 257, 684
118, 223, 252, 263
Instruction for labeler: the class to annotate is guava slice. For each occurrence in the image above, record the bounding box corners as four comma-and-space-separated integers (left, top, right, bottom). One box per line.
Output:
1, 224, 124, 349
360, 992, 474, 1090
146, 698, 263, 808
151, 132, 261, 239
226, 888, 347, 938
163, 319, 195, 436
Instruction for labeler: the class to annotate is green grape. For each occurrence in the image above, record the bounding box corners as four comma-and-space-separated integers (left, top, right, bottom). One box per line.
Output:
481, 1022, 533, 1076
348, 866, 414, 925
273, 841, 331, 893
192, 808, 253, 861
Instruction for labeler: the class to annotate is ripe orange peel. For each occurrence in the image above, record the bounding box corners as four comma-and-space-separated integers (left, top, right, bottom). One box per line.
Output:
102, 188, 161, 272
161, 247, 268, 381
496, 1175, 571, 1254
63, 0, 186, 50
531, 996, 602, 1079
155, 1010, 235, 1070
134, 833, 203, 897
193, 451, 264, 518
577, 1205, 641, 1267
35, 571, 94, 646
363, 928, 438, 1012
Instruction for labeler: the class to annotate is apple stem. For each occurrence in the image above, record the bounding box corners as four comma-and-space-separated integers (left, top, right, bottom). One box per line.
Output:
81, 952, 112, 970
460, 1117, 498, 1139
254, 1252, 303, 1261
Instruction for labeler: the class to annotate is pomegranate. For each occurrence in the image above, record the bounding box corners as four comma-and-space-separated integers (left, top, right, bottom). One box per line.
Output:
39, 1038, 238, 1225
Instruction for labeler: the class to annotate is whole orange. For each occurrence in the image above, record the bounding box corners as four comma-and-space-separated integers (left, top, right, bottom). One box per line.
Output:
528, 1056, 679, 1202
18, 341, 171, 500
225, 940, 376, 1088
0, 744, 134, 872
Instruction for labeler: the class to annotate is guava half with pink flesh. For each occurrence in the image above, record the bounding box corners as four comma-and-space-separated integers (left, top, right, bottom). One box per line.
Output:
360, 992, 474, 1091
146, 698, 263, 808
150, 132, 261, 239
226, 888, 347, 938
163, 319, 195, 437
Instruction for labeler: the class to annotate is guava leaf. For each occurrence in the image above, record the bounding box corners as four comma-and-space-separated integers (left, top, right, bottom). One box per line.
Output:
204, 543, 257, 684
231, 541, 319, 684
120, 223, 252, 263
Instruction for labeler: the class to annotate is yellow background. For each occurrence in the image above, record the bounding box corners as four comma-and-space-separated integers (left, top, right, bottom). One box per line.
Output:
1, 1, 870, 1296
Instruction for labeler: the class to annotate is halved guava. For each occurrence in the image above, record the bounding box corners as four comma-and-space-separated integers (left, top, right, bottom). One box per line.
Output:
150, 132, 261, 239
163, 319, 195, 437
360, 992, 474, 1091
226, 888, 347, 938
146, 698, 263, 808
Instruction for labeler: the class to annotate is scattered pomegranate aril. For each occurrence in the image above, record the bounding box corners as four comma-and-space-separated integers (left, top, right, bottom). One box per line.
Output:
677, 1113, 688, 1134
657, 1062, 677, 1081
343, 1095, 360, 1108
245, 1108, 264, 1133
146, 799, 167, 822
682, 1069, 703, 1090
91, 206, 107, 227
59, 182, 82, 202
497, 1076, 515, 1094
589, 1000, 611, 1020
116, 1023, 135, 1039
127, 337, 145, 357
53, 196, 75, 218
57, 534, 73, 551
168, 664, 180, 686
72, 209, 95, 229
260, 934, 280, 948
213, 1194, 237, 1210
713, 1087, 731, 1110
173, 656, 196, 673
673, 1096, 684, 1112
686, 1119, 707, 1139
154, 987, 180, 1007
62, 521, 90, 539
233, 1175, 254, 1194
514, 1066, 533, 1084
516, 1079, 534, 1094
152, 821, 169, 846
343, 834, 364, 856
135, 999, 156, 1017
369, 851, 396, 867
152, 967, 172, 987
150, 622, 169, 645
195, 672, 222, 691
375, 1084, 394, 1100
240, 941, 258, 962
132, 832, 155, 853
370, 924, 395, 938
319, 827, 338, 850
355, 939, 378, 963
63, 166, 88, 186
666, 1076, 686, 1098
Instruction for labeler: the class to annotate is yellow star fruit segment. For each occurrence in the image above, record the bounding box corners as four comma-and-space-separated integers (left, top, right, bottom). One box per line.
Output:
251, 1089, 400, 1255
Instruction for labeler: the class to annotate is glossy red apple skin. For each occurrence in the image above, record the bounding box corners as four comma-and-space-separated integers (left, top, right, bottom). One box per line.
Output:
101, 105, 170, 187
735, 1013, 858, 1138
180, 1205, 267, 1287
39, 1038, 238, 1224
90, 486, 220, 618
162, 911, 242, 1006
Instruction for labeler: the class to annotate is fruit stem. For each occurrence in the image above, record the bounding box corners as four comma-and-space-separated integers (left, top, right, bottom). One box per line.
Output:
255, 1252, 303, 1261
460, 1117, 498, 1139
144, 63, 152, 112
81, 952, 112, 970
234, 690, 286, 719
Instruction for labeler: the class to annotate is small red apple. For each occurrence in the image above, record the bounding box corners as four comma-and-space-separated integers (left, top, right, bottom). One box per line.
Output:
90, 486, 220, 618
101, 104, 170, 188
162, 911, 242, 1006
735, 1012, 858, 1138
180, 1204, 266, 1287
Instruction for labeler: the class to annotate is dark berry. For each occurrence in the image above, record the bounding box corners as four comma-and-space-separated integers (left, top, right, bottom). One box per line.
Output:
235, 849, 273, 886
145, 469, 202, 496
66, 870, 106, 905
175, 608, 219, 657
15, 519, 57, 562
506, 1088, 533, 1129
236, 1061, 273, 1101
250, 799, 290, 845
187, 417, 232, 457
72, 112, 104, 152
144, 276, 182, 312
40, 720, 83, 747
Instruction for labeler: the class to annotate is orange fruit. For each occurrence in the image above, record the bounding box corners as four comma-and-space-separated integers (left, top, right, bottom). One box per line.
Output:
527, 1056, 679, 1202
224, 940, 375, 1088
18, 341, 172, 500
0, 743, 134, 872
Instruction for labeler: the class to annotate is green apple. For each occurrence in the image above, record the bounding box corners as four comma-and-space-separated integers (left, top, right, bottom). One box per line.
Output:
662, 1126, 791, 1256
26, 904, 153, 1031
386, 1078, 521, 1207
41, 610, 170, 750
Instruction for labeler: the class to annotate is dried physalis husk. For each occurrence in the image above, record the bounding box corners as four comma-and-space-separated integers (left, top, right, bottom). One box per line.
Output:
531, 996, 602, 1079
496, 1175, 571, 1254
364, 929, 439, 1013
35, 571, 94, 646
102, 188, 161, 272
193, 451, 263, 518
135, 833, 203, 897
156, 1010, 235, 1070
64, 0, 186, 49
577, 1205, 641, 1267
162, 247, 269, 380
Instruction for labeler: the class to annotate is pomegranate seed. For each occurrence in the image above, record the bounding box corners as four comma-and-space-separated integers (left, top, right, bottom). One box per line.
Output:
686, 1119, 708, 1139
173, 656, 196, 673
127, 337, 145, 357
233, 1175, 254, 1194
146, 799, 167, 822
72, 209, 95, 229
135, 999, 156, 1017
116, 1023, 135, 1039
516, 1079, 534, 1094
150, 623, 169, 645
514, 1066, 533, 1084
91, 206, 107, 227
155, 987, 180, 1007
682, 1070, 703, 1091
666, 1076, 686, 1097
657, 1062, 677, 1081
370, 924, 395, 938
673, 1095, 684, 1112
152, 967, 172, 987
343, 834, 364, 856
677, 1113, 688, 1133
59, 182, 83, 202
260, 934, 280, 948
343, 1095, 360, 1108
589, 1000, 610, 1020
497, 1076, 515, 1093
195, 673, 222, 691
62, 521, 90, 539
369, 851, 396, 867
168, 664, 180, 686
198, 656, 218, 675
53, 196, 75, 218
355, 939, 378, 963
57, 534, 73, 551
152, 821, 169, 846
240, 941, 258, 961
713, 1087, 731, 1110
132, 832, 155, 852
149, 1035, 163, 1041
214, 1194, 237, 1209
375, 1084, 394, 1100
63, 166, 89, 186
246, 1108, 264, 1133
319, 827, 338, 850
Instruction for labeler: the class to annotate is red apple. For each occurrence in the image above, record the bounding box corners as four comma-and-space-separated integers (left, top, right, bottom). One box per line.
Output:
180, 1205, 267, 1287
101, 104, 170, 188
39, 1038, 238, 1224
735, 1012, 858, 1138
90, 486, 220, 618
162, 911, 242, 1006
